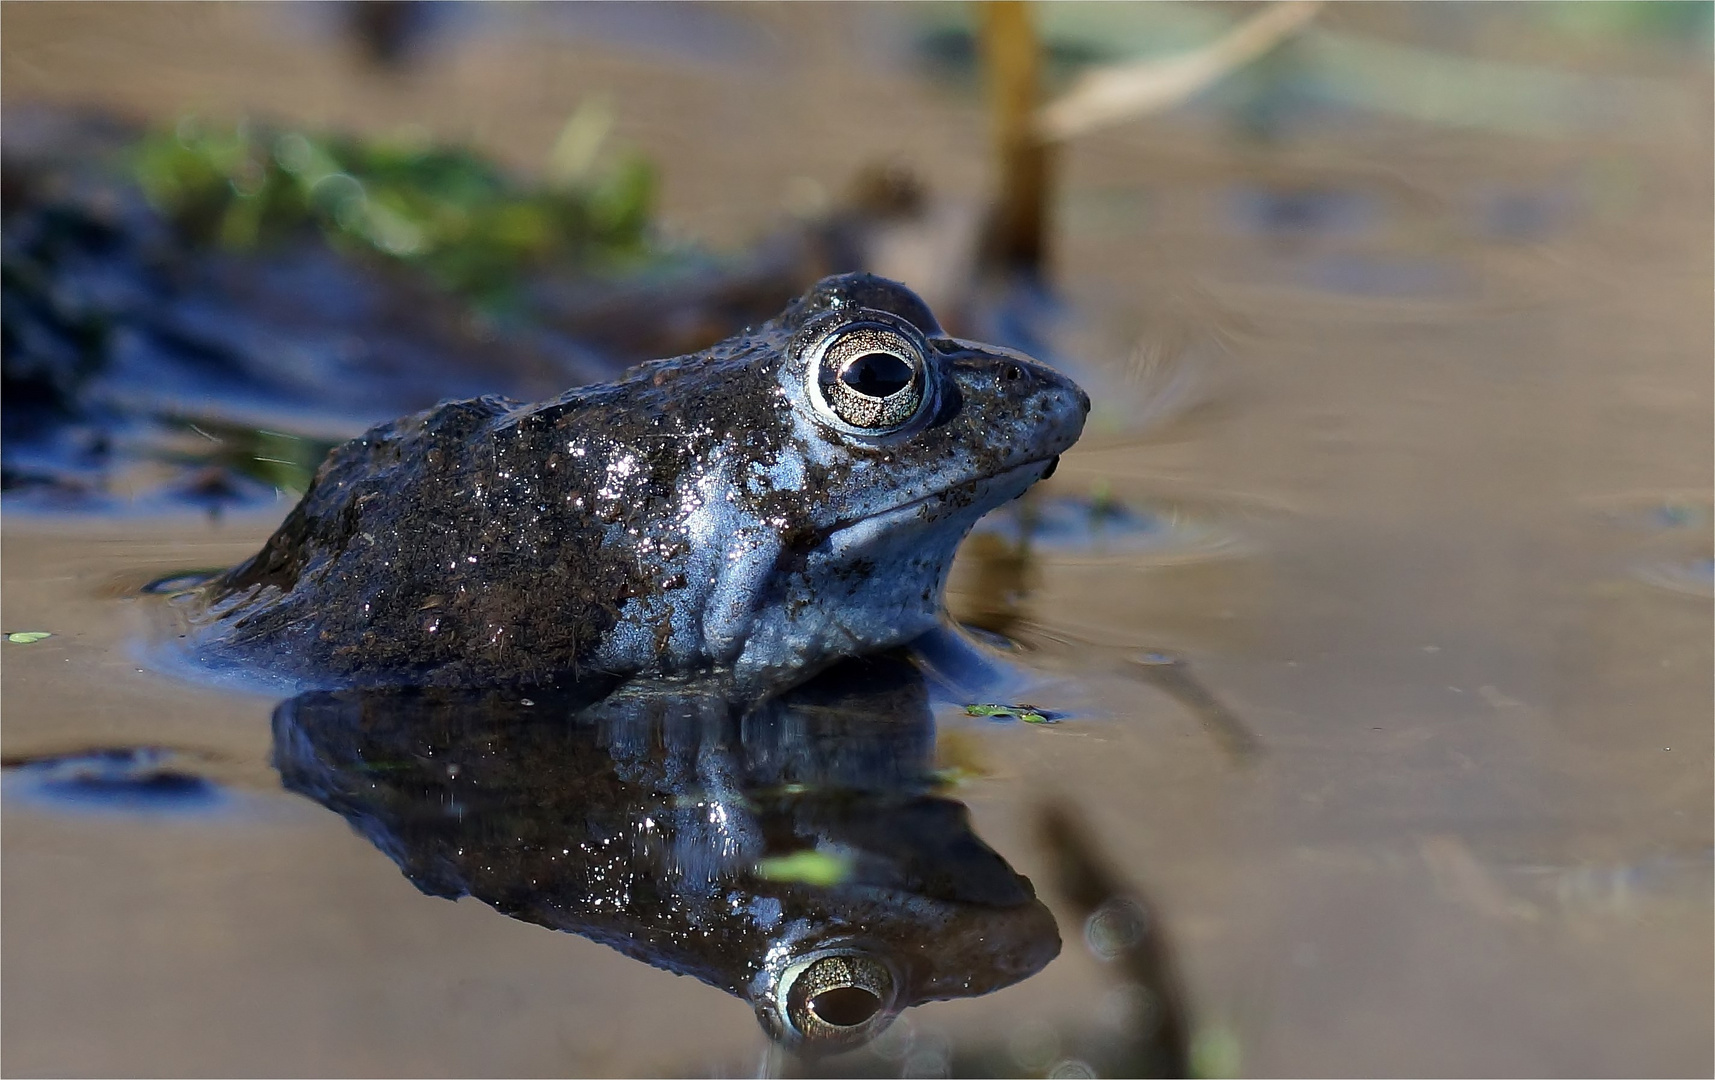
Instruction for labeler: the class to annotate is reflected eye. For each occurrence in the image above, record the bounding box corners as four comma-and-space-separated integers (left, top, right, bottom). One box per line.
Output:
779, 952, 897, 1050
814, 324, 928, 432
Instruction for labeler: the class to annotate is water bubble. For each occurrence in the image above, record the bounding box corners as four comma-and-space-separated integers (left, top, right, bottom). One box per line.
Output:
1083, 897, 1148, 961
1007, 1020, 1061, 1072
867, 1015, 916, 1062
310, 172, 366, 224
899, 1031, 951, 1078
273, 132, 315, 174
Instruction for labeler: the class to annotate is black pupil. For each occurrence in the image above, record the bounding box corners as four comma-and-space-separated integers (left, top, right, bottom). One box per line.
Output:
840, 352, 913, 398
809, 987, 882, 1027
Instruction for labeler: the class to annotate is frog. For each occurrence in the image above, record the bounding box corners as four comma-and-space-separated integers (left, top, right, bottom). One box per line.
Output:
189, 272, 1088, 695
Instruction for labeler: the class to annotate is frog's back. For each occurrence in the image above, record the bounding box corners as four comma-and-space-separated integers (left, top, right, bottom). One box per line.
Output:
196, 390, 645, 688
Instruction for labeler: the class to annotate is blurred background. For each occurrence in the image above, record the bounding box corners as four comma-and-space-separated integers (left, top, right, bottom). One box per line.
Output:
3, 3, 1711, 1077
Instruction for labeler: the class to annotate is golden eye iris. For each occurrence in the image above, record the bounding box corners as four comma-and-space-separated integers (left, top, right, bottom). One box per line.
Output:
815, 326, 926, 431
783, 953, 896, 1047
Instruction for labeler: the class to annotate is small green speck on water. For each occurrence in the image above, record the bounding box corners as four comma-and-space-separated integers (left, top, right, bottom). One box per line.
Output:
1190, 1023, 1243, 1079
1089, 477, 1117, 520
6, 632, 52, 644
754, 850, 854, 887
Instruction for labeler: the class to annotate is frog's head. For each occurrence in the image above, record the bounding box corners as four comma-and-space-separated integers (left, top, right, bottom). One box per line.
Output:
722, 274, 1089, 687
773, 272, 1089, 541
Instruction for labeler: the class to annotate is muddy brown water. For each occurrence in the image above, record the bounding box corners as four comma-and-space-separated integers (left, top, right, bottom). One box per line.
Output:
4, 5, 1711, 1077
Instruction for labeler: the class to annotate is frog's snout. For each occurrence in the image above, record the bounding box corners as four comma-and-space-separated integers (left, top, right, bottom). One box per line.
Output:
1048, 367, 1090, 419
1029, 362, 1090, 452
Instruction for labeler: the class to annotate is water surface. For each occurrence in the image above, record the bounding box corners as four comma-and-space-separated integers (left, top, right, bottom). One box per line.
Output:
3, 6, 1710, 1077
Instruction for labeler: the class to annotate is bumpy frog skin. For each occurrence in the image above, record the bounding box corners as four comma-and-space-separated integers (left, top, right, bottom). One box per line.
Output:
192, 273, 1088, 693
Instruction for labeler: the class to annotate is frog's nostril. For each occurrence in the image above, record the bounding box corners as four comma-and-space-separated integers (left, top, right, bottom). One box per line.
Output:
1001, 363, 1023, 383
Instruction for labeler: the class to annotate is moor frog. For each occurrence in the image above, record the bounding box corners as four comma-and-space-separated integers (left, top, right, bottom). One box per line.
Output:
191, 273, 1088, 693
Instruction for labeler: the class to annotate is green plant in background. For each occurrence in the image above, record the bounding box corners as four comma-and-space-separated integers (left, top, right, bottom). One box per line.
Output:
162, 415, 340, 496
1543, 0, 1714, 40
131, 102, 655, 314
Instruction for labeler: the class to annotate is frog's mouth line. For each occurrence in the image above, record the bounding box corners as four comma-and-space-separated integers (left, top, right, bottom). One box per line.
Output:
822, 457, 1058, 548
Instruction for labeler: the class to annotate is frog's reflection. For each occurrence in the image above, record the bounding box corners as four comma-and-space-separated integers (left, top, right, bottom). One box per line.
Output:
271, 656, 1060, 1053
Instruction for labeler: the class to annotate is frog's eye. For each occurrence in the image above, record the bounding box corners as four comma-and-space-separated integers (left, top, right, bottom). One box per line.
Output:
776, 951, 897, 1050
812, 324, 929, 433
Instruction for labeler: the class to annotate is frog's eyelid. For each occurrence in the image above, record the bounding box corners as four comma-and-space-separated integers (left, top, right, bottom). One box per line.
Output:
935, 336, 1035, 361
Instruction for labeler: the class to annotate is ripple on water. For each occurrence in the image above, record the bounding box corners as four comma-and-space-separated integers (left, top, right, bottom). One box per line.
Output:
2, 747, 228, 816
1300, 252, 1470, 301
1591, 495, 1713, 598
1223, 184, 1381, 239
974, 495, 1248, 562
1596, 496, 1712, 532
1632, 557, 1715, 599
140, 569, 226, 596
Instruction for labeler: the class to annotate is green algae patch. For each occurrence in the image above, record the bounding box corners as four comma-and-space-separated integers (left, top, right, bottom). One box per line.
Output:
965, 702, 1059, 724
754, 850, 855, 887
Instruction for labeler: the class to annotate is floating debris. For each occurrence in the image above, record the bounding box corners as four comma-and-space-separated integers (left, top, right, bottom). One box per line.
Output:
965, 702, 1060, 724
5, 631, 52, 644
